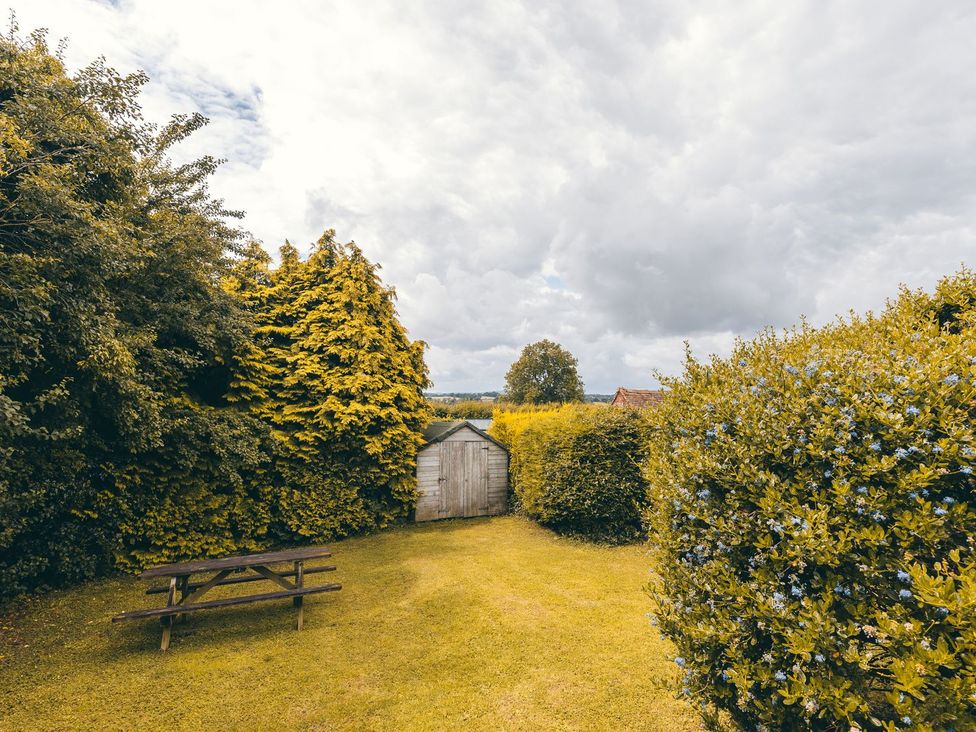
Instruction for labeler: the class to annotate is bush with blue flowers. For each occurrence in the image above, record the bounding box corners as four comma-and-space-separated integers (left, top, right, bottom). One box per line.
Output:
646, 271, 976, 730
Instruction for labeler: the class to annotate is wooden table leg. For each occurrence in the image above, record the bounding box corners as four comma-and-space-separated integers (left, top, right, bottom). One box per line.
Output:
294, 560, 304, 631
176, 575, 189, 624
160, 576, 177, 651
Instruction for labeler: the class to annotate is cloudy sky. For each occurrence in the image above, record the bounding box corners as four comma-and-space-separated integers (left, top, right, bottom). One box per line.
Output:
12, 1, 976, 392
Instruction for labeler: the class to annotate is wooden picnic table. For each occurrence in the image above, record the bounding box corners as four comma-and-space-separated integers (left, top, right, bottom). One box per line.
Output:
112, 546, 341, 651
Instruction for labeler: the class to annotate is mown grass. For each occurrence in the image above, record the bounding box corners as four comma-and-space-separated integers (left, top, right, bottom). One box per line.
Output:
0, 516, 699, 731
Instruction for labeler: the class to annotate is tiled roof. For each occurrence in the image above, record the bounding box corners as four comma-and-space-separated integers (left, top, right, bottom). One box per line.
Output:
610, 387, 665, 408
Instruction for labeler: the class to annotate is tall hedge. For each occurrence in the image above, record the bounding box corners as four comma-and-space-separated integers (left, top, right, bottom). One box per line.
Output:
646, 271, 976, 730
224, 232, 431, 541
0, 30, 430, 598
0, 30, 270, 595
491, 405, 650, 542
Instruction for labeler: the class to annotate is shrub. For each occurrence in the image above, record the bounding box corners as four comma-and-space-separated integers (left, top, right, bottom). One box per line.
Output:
646, 271, 976, 730
429, 400, 495, 419
491, 404, 650, 542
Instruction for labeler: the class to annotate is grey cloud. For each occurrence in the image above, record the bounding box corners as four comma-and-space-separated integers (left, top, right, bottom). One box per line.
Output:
15, 0, 976, 391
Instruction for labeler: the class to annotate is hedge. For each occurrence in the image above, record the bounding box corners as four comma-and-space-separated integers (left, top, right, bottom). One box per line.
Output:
491, 404, 650, 542
646, 271, 976, 730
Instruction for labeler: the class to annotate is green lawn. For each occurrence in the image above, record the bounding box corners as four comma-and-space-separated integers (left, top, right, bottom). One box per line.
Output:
0, 516, 700, 731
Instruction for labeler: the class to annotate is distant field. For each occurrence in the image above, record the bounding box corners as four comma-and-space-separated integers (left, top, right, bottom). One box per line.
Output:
0, 516, 699, 731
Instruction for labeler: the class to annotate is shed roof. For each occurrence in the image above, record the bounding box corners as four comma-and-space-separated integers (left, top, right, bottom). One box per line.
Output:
421, 420, 508, 451
610, 387, 665, 408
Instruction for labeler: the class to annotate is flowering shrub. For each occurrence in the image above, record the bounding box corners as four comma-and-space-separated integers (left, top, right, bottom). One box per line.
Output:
491, 404, 650, 542
646, 271, 976, 730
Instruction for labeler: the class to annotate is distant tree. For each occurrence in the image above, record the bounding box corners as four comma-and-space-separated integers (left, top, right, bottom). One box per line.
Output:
504, 340, 585, 404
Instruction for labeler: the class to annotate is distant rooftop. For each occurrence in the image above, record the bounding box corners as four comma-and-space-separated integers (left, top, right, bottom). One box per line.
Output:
610, 387, 664, 408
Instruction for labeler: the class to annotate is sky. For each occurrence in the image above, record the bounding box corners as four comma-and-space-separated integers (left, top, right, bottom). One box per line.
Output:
10, 1, 976, 392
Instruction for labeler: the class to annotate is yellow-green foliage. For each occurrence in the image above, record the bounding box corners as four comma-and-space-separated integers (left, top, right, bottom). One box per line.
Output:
429, 399, 495, 419
0, 516, 700, 731
646, 270, 976, 730
0, 31, 270, 593
225, 232, 431, 542
491, 405, 650, 542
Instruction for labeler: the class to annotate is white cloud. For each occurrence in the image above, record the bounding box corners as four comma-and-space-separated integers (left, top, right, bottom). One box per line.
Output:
10, 0, 976, 391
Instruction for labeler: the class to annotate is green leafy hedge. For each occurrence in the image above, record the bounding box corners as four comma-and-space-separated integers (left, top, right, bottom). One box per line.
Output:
429, 400, 495, 419
646, 271, 976, 730
491, 405, 650, 542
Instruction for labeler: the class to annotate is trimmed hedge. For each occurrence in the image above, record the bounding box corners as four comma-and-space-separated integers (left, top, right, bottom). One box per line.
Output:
646, 271, 976, 730
429, 400, 495, 419
491, 405, 650, 542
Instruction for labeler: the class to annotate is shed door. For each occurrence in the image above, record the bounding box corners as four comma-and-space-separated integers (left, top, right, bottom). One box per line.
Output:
439, 442, 489, 518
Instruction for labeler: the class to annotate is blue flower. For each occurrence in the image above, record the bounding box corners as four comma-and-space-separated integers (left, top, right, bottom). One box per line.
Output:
793, 448, 801, 455
893, 375, 907, 384
944, 496, 956, 505
906, 405, 920, 416
944, 374, 960, 386
856, 486, 868, 495
962, 447, 974, 457
869, 441, 882, 451
824, 469, 832, 478
738, 358, 747, 366
814, 653, 825, 663
790, 585, 803, 598
674, 656, 686, 667
937, 606, 949, 617
834, 446, 845, 454
961, 466, 973, 475
785, 364, 799, 375
902, 717, 912, 726
899, 589, 913, 600
932, 445, 943, 454
934, 506, 947, 516
697, 489, 711, 500
895, 448, 909, 459
881, 393, 894, 405
774, 671, 787, 682
896, 570, 911, 583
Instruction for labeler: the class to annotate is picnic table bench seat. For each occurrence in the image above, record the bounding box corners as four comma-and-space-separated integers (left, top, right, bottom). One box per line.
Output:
113, 583, 341, 621
112, 546, 340, 651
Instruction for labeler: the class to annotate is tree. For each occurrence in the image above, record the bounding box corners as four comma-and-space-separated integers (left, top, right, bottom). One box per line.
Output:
0, 27, 268, 592
504, 339, 585, 404
227, 231, 431, 540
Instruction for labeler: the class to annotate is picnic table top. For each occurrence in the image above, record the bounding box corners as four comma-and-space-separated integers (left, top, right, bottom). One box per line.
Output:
139, 546, 334, 579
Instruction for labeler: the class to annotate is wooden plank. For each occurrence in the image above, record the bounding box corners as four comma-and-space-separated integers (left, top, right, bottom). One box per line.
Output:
160, 576, 177, 651
112, 583, 342, 622
441, 426, 480, 442
439, 442, 463, 518
181, 569, 233, 606
294, 561, 304, 630
146, 565, 336, 595
251, 565, 296, 591
464, 442, 489, 516
139, 546, 332, 579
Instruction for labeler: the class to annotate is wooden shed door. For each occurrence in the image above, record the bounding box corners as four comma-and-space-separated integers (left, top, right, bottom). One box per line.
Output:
439, 442, 489, 518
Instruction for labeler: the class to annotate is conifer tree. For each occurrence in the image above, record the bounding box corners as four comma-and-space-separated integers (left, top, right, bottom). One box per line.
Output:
229, 231, 430, 539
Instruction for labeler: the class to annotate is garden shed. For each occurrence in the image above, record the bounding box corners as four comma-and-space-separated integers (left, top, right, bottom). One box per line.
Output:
415, 421, 509, 521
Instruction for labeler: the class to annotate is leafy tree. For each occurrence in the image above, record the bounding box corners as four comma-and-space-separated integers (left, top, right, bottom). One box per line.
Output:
0, 27, 267, 591
504, 339, 585, 404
